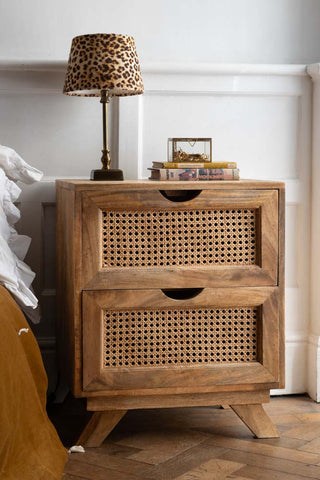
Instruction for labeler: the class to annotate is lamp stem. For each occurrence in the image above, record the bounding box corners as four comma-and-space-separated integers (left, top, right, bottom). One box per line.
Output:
101, 90, 111, 170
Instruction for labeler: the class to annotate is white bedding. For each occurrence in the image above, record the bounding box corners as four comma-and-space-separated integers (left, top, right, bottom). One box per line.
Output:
0, 145, 43, 183
0, 145, 43, 312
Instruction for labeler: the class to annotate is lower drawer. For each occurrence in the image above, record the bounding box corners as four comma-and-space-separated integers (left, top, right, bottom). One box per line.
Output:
82, 287, 281, 394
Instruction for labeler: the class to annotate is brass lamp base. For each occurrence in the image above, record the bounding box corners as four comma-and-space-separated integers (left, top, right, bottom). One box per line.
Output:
90, 169, 124, 181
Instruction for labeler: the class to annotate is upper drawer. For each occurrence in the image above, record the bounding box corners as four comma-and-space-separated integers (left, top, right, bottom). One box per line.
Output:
81, 188, 279, 289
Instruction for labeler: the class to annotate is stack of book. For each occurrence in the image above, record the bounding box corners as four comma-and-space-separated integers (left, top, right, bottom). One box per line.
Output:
148, 161, 240, 181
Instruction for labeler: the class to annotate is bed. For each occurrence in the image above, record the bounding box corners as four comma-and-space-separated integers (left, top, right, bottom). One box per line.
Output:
0, 145, 67, 479
0, 286, 67, 479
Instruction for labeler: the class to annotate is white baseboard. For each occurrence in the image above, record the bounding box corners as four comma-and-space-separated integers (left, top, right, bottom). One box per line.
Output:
307, 334, 320, 401
271, 333, 308, 396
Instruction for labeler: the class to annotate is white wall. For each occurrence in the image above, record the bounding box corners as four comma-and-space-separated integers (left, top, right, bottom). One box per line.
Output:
1, 0, 320, 64
1, 0, 319, 395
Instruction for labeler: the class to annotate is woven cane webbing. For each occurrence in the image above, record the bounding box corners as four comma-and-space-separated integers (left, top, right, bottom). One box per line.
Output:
103, 307, 258, 368
102, 208, 257, 268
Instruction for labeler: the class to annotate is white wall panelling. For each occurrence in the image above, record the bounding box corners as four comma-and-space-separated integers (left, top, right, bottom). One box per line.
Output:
306, 63, 320, 401
119, 63, 311, 395
0, 62, 313, 394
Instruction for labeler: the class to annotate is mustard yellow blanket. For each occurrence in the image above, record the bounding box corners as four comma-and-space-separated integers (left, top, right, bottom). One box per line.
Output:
0, 286, 67, 479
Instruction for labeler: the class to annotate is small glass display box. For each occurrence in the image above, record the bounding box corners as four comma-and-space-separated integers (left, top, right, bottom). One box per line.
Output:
168, 138, 212, 163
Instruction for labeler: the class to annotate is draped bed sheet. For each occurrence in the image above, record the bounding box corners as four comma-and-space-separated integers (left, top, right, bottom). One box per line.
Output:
0, 286, 67, 479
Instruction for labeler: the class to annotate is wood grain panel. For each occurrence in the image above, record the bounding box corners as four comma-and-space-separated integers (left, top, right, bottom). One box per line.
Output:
57, 179, 285, 191
77, 410, 127, 447
81, 188, 279, 289
82, 287, 280, 393
231, 404, 280, 438
56, 183, 83, 396
87, 390, 270, 411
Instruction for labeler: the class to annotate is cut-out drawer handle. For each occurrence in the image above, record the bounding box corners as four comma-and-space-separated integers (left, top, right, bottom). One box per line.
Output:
161, 288, 204, 300
159, 190, 201, 202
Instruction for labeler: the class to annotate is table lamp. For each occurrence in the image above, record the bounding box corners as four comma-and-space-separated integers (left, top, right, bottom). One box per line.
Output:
63, 33, 144, 180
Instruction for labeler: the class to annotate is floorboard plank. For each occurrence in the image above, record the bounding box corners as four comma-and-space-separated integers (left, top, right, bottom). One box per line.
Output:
297, 413, 320, 423
299, 437, 320, 455
174, 458, 245, 479
282, 422, 320, 441
65, 451, 153, 476
254, 436, 307, 450
139, 444, 228, 480
220, 449, 320, 479
233, 464, 315, 480
116, 429, 209, 464
64, 457, 148, 480
204, 434, 320, 464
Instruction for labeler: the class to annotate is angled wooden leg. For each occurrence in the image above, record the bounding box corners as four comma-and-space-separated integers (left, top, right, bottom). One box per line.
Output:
231, 404, 279, 438
77, 410, 127, 447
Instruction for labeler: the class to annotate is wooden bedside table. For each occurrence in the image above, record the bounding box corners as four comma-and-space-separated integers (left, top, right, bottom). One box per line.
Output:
56, 179, 285, 447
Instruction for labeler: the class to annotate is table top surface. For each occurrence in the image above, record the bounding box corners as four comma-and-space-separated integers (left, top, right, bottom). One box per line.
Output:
56, 178, 285, 191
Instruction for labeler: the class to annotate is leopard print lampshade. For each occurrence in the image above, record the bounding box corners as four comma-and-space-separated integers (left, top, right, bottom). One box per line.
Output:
63, 33, 144, 97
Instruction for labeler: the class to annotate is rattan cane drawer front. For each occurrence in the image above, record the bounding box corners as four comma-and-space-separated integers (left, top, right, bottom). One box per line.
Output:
102, 207, 257, 268
82, 188, 279, 289
82, 288, 280, 393
103, 305, 259, 368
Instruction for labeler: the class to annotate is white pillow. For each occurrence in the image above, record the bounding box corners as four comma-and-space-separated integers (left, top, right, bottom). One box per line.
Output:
0, 145, 43, 184
0, 169, 32, 262
0, 152, 42, 312
0, 234, 38, 308
0, 148, 43, 316
0, 209, 30, 261
8, 229, 31, 261
0, 169, 21, 224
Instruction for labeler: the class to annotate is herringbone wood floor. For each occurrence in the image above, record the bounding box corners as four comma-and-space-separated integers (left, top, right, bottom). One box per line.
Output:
49, 395, 320, 479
